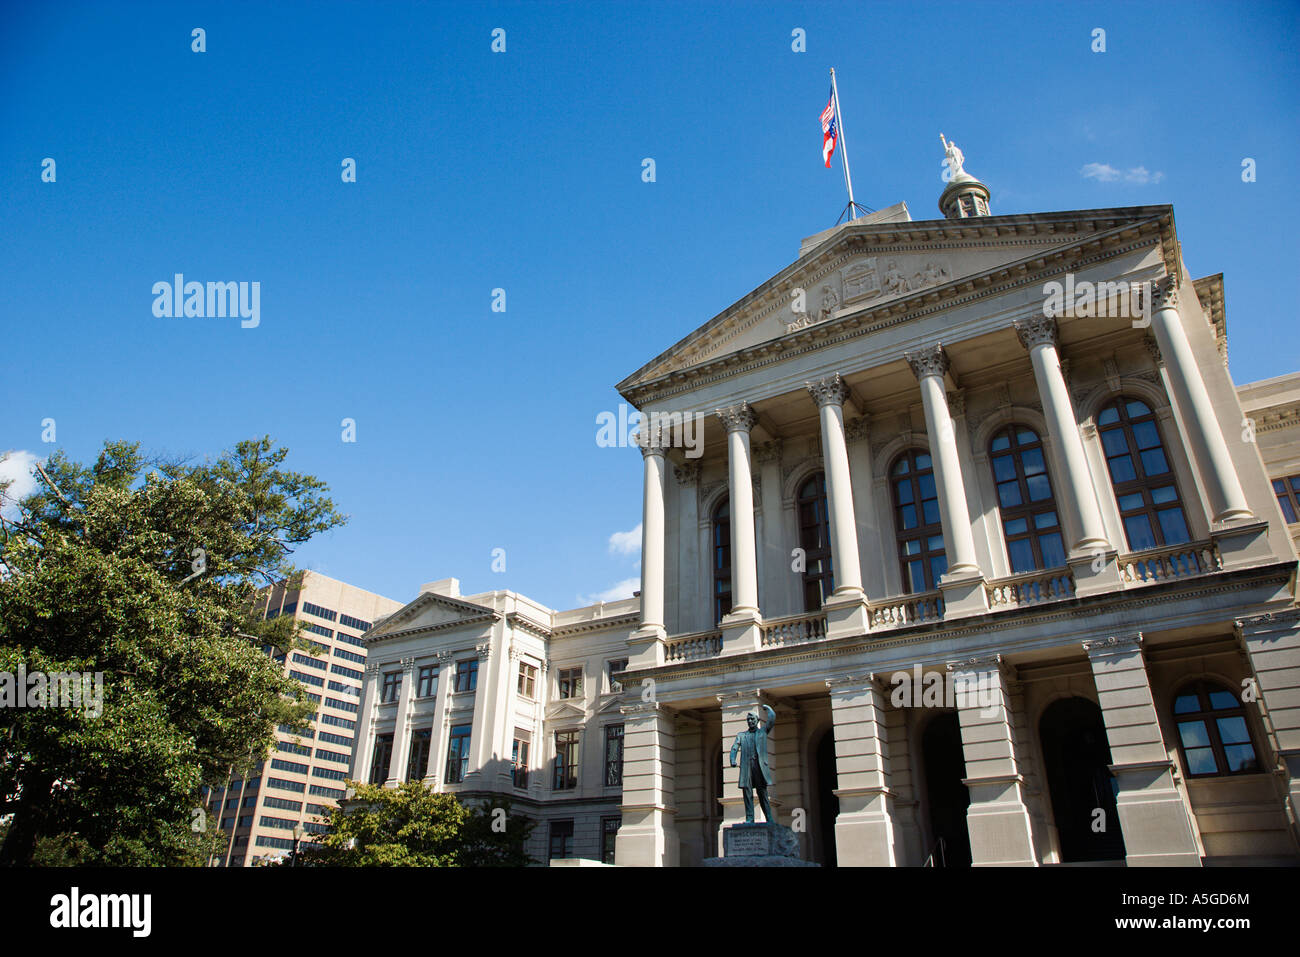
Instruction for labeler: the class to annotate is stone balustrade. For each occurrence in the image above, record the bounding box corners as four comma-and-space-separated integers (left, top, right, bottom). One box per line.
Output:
665, 629, 722, 663
1120, 540, 1221, 585
868, 591, 945, 628
759, 611, 828, 648
986, 568, 1076, 609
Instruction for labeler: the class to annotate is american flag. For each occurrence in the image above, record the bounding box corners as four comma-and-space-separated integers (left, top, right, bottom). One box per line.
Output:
820, 89, 838, 168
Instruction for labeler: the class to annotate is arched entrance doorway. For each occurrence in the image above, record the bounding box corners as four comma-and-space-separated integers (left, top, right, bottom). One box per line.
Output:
921, 712, 972, 867
1039, 696, 1125, 862
814, 729, 839, 867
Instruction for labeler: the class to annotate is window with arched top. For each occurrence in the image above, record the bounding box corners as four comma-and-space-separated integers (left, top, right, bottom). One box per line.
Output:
712, 497, 732, 623
891, 450, 946, 593
1172, 680, 1261, 777
798, 472, 834, 610
1098, 397, 1191, 551
989, 425, 1066, 573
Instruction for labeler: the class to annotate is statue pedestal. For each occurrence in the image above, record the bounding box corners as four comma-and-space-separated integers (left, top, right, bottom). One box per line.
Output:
702, 823, 819, 867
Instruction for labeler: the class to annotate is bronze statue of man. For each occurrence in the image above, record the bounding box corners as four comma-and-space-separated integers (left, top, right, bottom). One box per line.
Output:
729, 704, 776, 823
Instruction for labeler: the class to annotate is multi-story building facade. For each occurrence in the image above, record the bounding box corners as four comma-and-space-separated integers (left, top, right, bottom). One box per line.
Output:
608, 162, 1300, 867
203, 571, 402, 866
353, 159, 1300, 868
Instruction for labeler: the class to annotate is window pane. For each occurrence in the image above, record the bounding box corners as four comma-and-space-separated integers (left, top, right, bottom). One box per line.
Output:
929, 555, 948, 584
1125, 399, 1151, 417
1117, 492, 1145, 511
906, 560, 926, 592
1273, 478, 1287, 494
998, 482, 1022, 508
1157, 508, 1190, 545
1131, 420, 1161, 450
1150, 486, 1178, 504
1184, 747, 1218, 775
1098, 406, 1120, 425
902, 539, 921, 556
1016, 428, 1037, 445
1039, 533, 1066, 569
901, 504, 917, 529
992, 455, 1016, 482
1279, 496, 1298, 524
1005, 517, 1028, 535
918, 472, 937, 500
1208, 689, 1238, 710
1033, 511, 1058, 529
915, 454, 931, 470
1216, 716, 1250, 745
1008, 539, 1036, 573
892, 458, 909, 476
1291, 476, 1300, 492
895, 480, 913, 505
1101, 429, 1128, 456
1223, 745, 1258, 773
1173, 693, 1199, 714
1026, 473, 1052, 501
1020, 448, 1046, 475
1140, 448, 1169, 476
1108, 456, 1137, 484
922, 500, 941, 525
991, 434, 1011, 452
927, 535, 945, 551
1123, 514, 1156, 551
1177, 720, 1210, 749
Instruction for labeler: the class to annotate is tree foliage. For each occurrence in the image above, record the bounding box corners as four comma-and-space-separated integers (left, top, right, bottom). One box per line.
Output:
295, 781, 536, 867
0, 438, 345, 865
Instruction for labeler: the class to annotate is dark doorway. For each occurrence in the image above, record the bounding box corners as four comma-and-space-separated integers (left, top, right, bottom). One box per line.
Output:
814, 730, 839, 867
1039, 697, 1125, 862
921, 712, 972, 867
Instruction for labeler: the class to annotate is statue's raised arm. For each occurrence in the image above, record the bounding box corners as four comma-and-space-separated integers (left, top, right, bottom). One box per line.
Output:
761, 703, 776, 732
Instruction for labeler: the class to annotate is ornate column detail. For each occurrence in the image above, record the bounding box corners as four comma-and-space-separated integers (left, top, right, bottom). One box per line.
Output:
1014, 313, 1114, 580
716, 403, 762, 653
1143, 336, 1163, 367
904, 344, 984, 614
474, 642, 491, 660
1083, 631, 1203, 866
844, 415, 871, 445
1147, 270, 1253, 525
753, 439, 784, 465
947, 390, 965, 419
674, 461, 701, 486
807, 373, 851, 409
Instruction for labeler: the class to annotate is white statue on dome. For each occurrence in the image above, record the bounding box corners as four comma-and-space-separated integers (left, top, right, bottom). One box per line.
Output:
940, 133, 966, 178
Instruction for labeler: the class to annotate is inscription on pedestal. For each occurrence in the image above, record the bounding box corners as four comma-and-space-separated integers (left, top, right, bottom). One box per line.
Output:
725, 827, 773, 857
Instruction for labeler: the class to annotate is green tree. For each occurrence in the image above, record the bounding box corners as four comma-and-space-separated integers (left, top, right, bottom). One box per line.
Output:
0, 438, 345, 865
298, 781, 535, 866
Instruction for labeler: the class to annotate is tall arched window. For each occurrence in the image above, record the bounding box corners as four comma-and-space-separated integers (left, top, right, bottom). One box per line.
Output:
891, 450, 946, 592
1098, 397, 1190, 551
1172, 680, 1260, 777
712, 497, 732, 623
798, 472, 834, 610
989, 425, 1066, 573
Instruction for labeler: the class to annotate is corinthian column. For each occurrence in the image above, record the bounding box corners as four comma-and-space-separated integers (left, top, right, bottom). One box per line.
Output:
1147, 275, 1253, 525
715, 403, 762, 654
628, 429, 669, 667
905, 344, 986, 616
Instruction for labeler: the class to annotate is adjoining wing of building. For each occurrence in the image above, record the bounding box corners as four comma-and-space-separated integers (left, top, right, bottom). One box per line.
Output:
352, 162, 1300, 867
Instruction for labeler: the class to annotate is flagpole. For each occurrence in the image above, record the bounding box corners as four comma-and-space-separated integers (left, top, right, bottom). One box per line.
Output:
830, 67, 856, 220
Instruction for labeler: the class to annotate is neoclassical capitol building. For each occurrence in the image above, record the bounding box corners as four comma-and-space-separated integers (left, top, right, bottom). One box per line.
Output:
355, 160, 1300, 867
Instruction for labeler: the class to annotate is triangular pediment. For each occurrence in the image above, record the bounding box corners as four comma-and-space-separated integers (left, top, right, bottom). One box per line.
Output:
546, 699, 587, 721
616, 205, 1172, 396
365, 590, 496, 642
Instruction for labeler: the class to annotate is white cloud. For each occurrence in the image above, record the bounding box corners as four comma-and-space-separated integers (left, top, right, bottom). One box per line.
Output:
577, 577, 639, 605
608, 523, 641, 556
1081, 162, 1163, 185
0, 450, 42, 516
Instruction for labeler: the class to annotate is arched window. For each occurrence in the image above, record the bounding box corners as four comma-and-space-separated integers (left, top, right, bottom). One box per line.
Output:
798, 472, 834, 610
891, 450, 946, 592
989, 425, 1066, 573
1098, 397, 1190, 551
1172, 680, 1260, 777
712, 497, 732, 623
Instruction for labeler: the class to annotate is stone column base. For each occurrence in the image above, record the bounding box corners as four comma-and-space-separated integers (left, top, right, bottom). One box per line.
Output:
963, 775, 1038, 866
823, 589, 870, 640
1069, 548, 1123, 597
1213, 519, 1274, 571
834, 788, 897, 866
719, 607, 762, 656
627, 623, 667, 668
939, 570, 988, 619
615, 809, 679, 867
1111, 761, 1202, 867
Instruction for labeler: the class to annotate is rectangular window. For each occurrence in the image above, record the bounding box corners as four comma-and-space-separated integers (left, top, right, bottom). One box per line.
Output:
604, 724, 624, 787
445, 724, 472, 784
334, 647, 366, 665
270, 758, 308, 775
369, 733, 394, 785
339, 613, 371, 633
301, 601, 338, 622
325, 697, 359, 713
263, 796, 302, 812
381, 671, 402, 703
290, 670, 325, 687
548, 820, 574, 860
335, 631, 367, 649
607, 659, 628, 693
407, 728, 432, 781
331, 663, 365, 681
327, 681, 361, 697
291, 653, 328, 670
277, 724, 314, 738
601, 816, 621, 864
558, 668, 583, 700
260, 816, 296, 830
315, 748, 349, 765
318, 730, 354, 748
309, 784, 345, 800
276, 740, 310, 757
512, 729, 531, 789
238, 815, 253, 827
320, 713, 356, 731
517, 662, 537, 699
454, 659, 478, 693
417, 665, 438, 698
256, 835, 295, 850
312, 766, 347, 781
554, 730, 579, 790
302, 622, 334, 639
305, 803, 331, 817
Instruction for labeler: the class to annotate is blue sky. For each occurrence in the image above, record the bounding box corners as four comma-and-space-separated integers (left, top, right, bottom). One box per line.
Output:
3, 0, 1298, 611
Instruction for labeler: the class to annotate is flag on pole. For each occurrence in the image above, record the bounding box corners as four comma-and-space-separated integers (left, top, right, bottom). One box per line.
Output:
820, 89, 838, 168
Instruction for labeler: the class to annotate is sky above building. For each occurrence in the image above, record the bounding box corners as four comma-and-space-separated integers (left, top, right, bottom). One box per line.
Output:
3, 0, 1298, 611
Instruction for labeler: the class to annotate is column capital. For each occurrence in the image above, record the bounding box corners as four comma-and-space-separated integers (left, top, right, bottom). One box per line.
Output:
364, 663, 381, 677
436, 649, 455, 662
753, 439, 783, 464
806, 373, 850, 409
635, 429, 669, 456
825, 672, 879, 692
674, 461, 702, 485
475, 641, 492, 660
904, 343, 949, 381
1082, 632, 1143, 653
1013, 314, 1058, 351
400, 656, 417, 671
1152, 273, 1179, 312
715, 403, 759, 434
946, 652, 1002, 673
